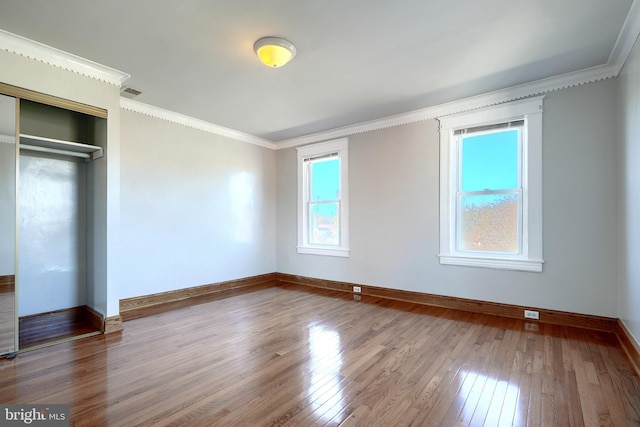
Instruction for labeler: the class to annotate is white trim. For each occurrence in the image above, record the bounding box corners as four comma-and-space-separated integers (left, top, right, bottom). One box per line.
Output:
297, 247, 350, 258
297, 138, 350, 257
118, 57, 610, 150
0, 29, 130, 87
119, 45, 628, 150
296, 138, 349, 158
437, 97, 544, 130
439, 255, 543, 273
121, 61, 614, 150
609, 0, 640, 73
120, 98, 276, 149
0, 133, 15, 144
438, 97, 544, 272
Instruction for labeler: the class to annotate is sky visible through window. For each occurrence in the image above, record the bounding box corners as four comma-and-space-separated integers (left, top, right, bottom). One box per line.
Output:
459, 128, 520, 253
461, 129, 518, 193
311, 158, 340, 206
309, 158, 340, 245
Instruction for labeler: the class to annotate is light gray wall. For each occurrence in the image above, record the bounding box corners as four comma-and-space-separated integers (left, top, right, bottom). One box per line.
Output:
618, 37, 640, 343
277, 79, 619, 317
119, 110, 276, 299
18, 155, 87, 316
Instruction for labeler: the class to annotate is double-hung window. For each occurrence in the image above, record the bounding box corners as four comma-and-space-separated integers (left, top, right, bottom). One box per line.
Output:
438, 97, 543, 272
297, 138, 349, 257
457, 121, 523, 253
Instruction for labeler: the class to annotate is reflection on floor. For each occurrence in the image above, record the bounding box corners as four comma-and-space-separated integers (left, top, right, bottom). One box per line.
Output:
308, 324, 344, 421
1, 284, 639, 426
19, 305, 101, 350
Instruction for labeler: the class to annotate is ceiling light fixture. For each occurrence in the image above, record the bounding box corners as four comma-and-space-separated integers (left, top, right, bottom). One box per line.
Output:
254, 37, 296, 68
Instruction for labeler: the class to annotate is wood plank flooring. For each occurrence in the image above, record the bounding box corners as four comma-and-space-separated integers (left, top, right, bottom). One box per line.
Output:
19, 306, 102, 350
0, 283, 639, 426
0, 280, 15, 355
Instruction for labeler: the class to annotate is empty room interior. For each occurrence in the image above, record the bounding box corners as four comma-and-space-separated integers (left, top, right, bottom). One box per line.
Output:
1, 1, 640, 426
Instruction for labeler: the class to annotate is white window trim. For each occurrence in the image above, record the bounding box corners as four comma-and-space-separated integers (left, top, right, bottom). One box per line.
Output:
296, 138, 349, 257
438, 97, 544, 272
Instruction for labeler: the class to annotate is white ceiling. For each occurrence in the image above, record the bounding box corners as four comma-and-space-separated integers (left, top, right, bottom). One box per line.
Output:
0, 0, 636, 143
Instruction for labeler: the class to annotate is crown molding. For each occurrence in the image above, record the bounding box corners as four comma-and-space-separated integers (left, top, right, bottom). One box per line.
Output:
3, 3, 633, 151
120, 98, 276, 150
0, 133, 15, 144
609, 0, 640, 73
275, 63, 618, 149
122, 60, 618, 151
118, 0, 636, 151
0, 29, 130, 87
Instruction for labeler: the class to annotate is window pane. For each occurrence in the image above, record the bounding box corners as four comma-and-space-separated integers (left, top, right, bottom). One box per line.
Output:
460, 194, 519, 253
309, 203, 339, 246
461, 129, 518, 192
311, 158, 340, 202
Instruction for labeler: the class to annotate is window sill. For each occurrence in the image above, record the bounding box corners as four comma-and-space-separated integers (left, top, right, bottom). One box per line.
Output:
297, 246, 350, 258
439, 254, 543, 272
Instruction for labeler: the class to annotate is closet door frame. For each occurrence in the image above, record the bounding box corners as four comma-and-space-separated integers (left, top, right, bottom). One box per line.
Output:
0, 82, 107, 354
0, 83, 107, 119
0, 93, 18, 356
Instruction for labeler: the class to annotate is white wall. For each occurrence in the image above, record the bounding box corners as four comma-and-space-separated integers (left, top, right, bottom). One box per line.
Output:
119, 110, 276, 299
18, 156, 87, 316
618, 37, 640, 343
277, 79, 619, 317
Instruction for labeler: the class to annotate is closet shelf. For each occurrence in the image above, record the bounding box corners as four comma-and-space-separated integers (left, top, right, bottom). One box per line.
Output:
20, 134, 103, 161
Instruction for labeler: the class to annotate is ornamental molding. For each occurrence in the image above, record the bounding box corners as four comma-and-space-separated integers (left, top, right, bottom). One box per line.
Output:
120, 98, 276, 150
609, 0, 640, 73
275, 63, 618, 149
0, 133, 15, 144
119, 60, 621, 150
2, 0, 638, 150
0, 29, 129, 87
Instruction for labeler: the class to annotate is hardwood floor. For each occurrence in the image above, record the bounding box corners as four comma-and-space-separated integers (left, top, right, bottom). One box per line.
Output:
0, 275, 15, 355
1, 283, 639, 426
19, 306, 102, 350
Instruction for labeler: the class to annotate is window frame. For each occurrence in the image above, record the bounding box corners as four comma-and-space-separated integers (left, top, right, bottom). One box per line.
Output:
438, 97, 544, 272
297, 138, 349, 257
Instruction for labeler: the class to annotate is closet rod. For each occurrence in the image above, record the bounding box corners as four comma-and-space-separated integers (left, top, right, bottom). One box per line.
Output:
20, 144, 91, 159
19, 134, 103, 161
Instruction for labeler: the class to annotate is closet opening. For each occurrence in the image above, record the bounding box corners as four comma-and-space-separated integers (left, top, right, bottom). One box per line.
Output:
17, 99, 106, 351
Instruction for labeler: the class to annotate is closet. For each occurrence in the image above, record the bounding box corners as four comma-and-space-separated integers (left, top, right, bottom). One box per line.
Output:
0, 86, 107, 356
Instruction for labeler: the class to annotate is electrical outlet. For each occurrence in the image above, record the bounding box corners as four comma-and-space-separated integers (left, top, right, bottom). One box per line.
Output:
353, 286, 361, 293
524, 310, 539, 320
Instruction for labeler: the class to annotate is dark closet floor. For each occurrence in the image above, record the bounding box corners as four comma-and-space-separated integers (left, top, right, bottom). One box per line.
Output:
19, 306, 101, 350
